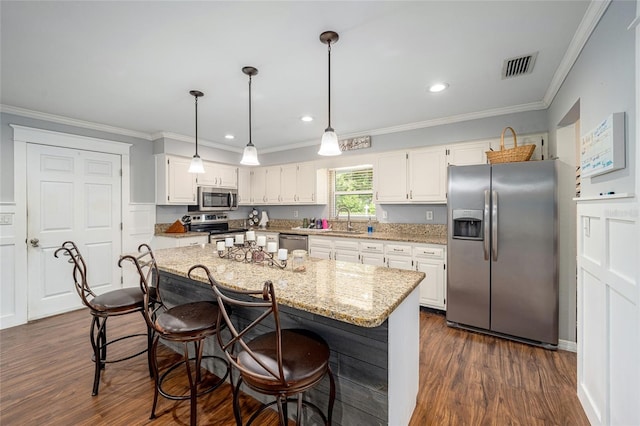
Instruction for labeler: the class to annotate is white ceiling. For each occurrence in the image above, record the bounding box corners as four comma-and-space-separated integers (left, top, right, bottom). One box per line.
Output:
1, 1, 592, 153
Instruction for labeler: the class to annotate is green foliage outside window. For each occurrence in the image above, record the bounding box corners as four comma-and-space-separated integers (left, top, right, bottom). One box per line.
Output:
334, 168, 376, 217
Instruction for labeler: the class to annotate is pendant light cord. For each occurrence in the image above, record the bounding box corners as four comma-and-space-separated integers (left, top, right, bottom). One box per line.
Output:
327, 41, 332, 130
248, 75, 253, 146
194, 95, 199, 156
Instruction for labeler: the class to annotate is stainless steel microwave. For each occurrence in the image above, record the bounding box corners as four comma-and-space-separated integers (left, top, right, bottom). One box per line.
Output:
196, 186, 238, 211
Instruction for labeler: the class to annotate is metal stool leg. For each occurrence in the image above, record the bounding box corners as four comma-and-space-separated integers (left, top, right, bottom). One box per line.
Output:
149, 335, 161, 420
89, 315, 102, 396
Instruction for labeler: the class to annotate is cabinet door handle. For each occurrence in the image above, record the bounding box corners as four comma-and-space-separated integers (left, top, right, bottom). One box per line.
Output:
410, 190, 413, 199
376, 191, 378, 200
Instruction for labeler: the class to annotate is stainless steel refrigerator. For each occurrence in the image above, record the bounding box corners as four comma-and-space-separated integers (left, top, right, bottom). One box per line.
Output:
446, 160, 558, 349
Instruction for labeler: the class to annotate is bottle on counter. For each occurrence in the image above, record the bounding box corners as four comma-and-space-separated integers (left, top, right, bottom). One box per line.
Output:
367, 216, 373, 234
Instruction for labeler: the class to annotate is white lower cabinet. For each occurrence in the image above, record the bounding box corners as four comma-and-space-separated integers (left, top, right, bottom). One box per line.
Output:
385, 243, 413, 269
308, 236, 332, 260
309, 236, 447, 311
333, 239, 360, 263
359, 241, 385, 266
151, 234, 208, 250
413, 245, 446, 310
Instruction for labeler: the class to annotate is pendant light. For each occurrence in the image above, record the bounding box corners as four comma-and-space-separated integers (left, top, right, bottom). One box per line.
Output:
240, 66, 260, 166
318, 30, 341, 156
188, 90, 205, 173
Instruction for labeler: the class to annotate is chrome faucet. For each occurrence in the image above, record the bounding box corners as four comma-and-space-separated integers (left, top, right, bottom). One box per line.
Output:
336, 206, 353, 232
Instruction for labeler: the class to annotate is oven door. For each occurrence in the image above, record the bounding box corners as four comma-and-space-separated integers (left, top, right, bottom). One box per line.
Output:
198, 187, 238, 211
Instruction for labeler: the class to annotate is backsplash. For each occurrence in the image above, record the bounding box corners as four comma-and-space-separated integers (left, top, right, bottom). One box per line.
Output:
228, 218, 446, 236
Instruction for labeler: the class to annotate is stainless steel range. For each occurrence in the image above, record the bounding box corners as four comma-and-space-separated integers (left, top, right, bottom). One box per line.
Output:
184, 213, 247, 243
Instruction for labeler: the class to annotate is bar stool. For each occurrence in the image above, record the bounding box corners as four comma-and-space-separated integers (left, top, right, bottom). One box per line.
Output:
119, 244, 229, 426
189, 264, 336, 426
54, 240, 153, 396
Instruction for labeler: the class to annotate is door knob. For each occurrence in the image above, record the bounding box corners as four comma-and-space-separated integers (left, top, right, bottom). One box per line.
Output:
29, 238, 40, 247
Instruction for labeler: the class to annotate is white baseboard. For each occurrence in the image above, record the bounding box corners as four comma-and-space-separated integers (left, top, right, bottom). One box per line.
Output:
558, 339, 577, 352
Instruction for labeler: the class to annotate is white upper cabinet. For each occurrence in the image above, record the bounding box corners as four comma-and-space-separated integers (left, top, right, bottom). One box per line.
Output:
446, 141, 490, 166
156, 154, 197, 205
197, 161, 238, 188
249, 162, 327, 206
375, 147, 447, 204
280, 164, 298, 204
237, 167, 252, 205
408, 146, 447, 203
264, 166, 281, 204
251, 167, 267, 205
375, 152, 408, 203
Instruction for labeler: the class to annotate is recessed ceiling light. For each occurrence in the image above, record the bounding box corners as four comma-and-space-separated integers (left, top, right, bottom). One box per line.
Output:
428, 83, 449, 93
224, 134, 235, 140
300, 115, 314, 122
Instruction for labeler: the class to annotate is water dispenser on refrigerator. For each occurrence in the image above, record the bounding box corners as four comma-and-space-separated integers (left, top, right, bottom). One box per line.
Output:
452, 209, 483, 240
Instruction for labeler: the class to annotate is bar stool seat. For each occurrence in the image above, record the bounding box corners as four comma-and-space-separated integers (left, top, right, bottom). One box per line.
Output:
239, 329, 330, 393
91, 287, 146, 312
155, 301, 219, 337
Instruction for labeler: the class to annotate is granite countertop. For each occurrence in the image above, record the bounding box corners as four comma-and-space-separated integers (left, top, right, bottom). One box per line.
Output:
155, 231, 208, 238
152, 244, 425, 328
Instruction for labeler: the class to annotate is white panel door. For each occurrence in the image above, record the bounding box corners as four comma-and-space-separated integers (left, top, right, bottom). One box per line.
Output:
27, 144, 122, 319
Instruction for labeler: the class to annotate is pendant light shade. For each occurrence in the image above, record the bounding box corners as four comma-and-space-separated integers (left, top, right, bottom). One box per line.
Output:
188, 90, 205, 174
240, 66, 260, 166
318, 31, 341, 156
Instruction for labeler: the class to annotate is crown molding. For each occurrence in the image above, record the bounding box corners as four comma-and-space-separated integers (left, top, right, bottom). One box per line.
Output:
543, 0, 611, 106
153, 131, 243, 153
0, 104, 152, 140
258, 101, 548, 154
365, 101, 548, 137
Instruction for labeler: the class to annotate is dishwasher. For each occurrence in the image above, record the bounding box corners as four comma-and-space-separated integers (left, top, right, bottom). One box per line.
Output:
278, 234, 308, 252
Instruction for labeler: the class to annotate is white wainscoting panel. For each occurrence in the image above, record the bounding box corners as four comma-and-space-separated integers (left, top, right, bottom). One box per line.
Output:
577, 199, 639, 426
122, 203, 156, 288
0, 204, 26, 329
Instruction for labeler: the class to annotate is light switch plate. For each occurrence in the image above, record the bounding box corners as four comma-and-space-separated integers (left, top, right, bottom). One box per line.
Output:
0, 213, 13, 225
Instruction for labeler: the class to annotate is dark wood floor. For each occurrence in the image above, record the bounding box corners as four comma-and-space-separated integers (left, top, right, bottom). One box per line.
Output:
0, 308, 589, 425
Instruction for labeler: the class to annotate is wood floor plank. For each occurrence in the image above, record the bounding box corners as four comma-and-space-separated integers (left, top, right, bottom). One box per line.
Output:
0, 308, 588, 425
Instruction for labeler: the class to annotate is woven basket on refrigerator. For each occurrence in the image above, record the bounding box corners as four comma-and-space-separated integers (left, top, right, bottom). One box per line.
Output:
486, 127, 535, 164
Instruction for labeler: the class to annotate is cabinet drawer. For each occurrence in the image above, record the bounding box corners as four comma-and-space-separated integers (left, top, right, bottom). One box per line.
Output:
359, 241, 384, 254
333, 239, 359, 251
385, 243, 412, 256
413, 246, 444, 259
308, 237, 332, 249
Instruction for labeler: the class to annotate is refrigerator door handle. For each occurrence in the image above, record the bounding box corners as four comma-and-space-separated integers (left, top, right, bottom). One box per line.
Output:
483, 190, 490, 260
492, 190, 498, 261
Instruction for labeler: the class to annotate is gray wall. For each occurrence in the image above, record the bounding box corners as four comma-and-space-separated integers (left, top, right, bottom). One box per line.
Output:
548, 0, 636, 198
547, 0, 636, 342
0, 112, 156, 203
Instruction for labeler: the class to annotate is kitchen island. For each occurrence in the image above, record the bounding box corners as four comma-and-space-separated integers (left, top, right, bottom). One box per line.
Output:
152, 244, 425, 425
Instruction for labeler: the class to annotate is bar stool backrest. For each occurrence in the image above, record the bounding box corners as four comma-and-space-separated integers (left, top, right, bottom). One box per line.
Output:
54, 241, 96, 309
118, 243, 162, 330
188, 265, 286, 386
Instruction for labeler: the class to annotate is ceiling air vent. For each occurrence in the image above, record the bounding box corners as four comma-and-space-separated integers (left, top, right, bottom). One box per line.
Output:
501, 52, 538, 79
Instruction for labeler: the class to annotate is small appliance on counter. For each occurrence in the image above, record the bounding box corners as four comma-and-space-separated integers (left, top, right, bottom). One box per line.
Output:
258, 211, 269, 229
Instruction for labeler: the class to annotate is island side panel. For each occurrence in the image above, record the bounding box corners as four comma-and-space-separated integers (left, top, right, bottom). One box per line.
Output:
157, 271, 391, 425
388, 286, 420, 425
